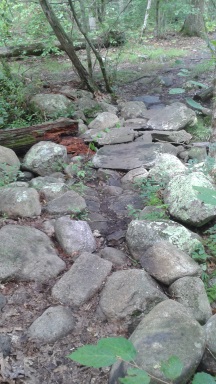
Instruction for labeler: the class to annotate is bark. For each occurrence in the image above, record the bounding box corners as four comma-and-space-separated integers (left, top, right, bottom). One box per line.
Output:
38, 0, 99, 93
0, 118, 78, 154
141, 0, 152, 36
181, 0, 206, 37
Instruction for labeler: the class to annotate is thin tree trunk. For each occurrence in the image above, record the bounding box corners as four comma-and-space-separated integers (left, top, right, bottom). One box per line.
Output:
38, 0, 99, 93
67, 0, 113, 93
141, 0, 152, 36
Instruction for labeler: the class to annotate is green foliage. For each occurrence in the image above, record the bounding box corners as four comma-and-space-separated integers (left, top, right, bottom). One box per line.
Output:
169, 88, 185, 94
186, 116, 212, 142
67, 337, 137, 368
68, 337, 216, 383
0, 60, 42, 129
185, 98, 205, 112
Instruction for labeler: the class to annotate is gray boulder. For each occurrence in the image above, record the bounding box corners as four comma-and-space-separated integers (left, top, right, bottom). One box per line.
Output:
27, 306, 75, 343
109, 300, 205, 384
126, 220, 202, 260
31, 93, 72, 117
43, 190, 86, 215
121, 167, 148, 186
0, 146, 20, 185
99, 247, 128, 266
120, 101, 148, 120
146, 102, 197, 131
23, 141, 68, 176
98, 269, 167, 321
52, 252, 112, 306
140, 241, 201, 285
148, 153, 186, 184
55, 216, 96, 255
169, 277, 212, 324
200, 314, 216, 374
88, 112, 119, 130
92, 142, 178, 170
164, 172, 216, 227
29, 176, 65, 189
0, 187, 41, 217
0, 225, 65, 282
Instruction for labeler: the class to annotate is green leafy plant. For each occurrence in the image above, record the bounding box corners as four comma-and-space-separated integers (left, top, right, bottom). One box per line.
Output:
67, 336, 216, 384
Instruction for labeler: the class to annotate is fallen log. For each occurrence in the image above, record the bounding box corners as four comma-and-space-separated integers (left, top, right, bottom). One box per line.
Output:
0, 33, 125, 59
0, 118, 78, 154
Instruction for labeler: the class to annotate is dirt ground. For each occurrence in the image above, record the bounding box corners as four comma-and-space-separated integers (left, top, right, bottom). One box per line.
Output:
0, 34, 215, 384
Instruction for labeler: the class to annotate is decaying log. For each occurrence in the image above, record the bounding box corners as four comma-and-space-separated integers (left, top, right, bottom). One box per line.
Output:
0, 118, 79, 154
0, 34, 125, 59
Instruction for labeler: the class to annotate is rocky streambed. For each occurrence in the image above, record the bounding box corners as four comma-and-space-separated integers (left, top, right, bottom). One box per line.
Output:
0, 94, 216, 383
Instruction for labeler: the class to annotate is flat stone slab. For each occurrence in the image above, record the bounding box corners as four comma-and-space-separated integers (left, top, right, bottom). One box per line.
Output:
84, 126, 135, 145
92, 142, 178, 170
146, 102, 196, 131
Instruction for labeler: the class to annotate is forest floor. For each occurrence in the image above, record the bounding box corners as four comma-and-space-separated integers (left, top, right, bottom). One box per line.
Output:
1, 33, 215, 384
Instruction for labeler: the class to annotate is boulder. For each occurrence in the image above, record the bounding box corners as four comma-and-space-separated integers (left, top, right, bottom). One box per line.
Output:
27, 306, 75, 343
164, 172, 216, 227
55, 217, 96, 255
52, 252, 112, 306
121, 167, 148, 186
84, 126, 135, 145
92, 142, 178, 170
88, 112, 119, 130
23, 141, 68, 176
146, 102, 197, 131
148, 153, 186, 184
99, 247, 128, 266
98, 269, 166, 321
0, 146, 20, 185
200, 314, 216, 374
31, 93, 72, 117
120, 101, 148, 119
109, 300, 206, 384
126, 220, 202, 260
0, 225, 65, 282
140, 241, 201, 285
0, 187, 41, 217
43, 190, 86, 215
169, 276, 212, 324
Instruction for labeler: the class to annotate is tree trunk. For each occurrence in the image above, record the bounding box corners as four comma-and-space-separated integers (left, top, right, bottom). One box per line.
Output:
0, 118, 78, 154
181, 0, 205, 37
141, 0, 152, 36
38, 0, 99, 93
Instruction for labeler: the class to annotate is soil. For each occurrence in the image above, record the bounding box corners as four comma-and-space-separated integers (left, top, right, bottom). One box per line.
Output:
0, 34, 215, 384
